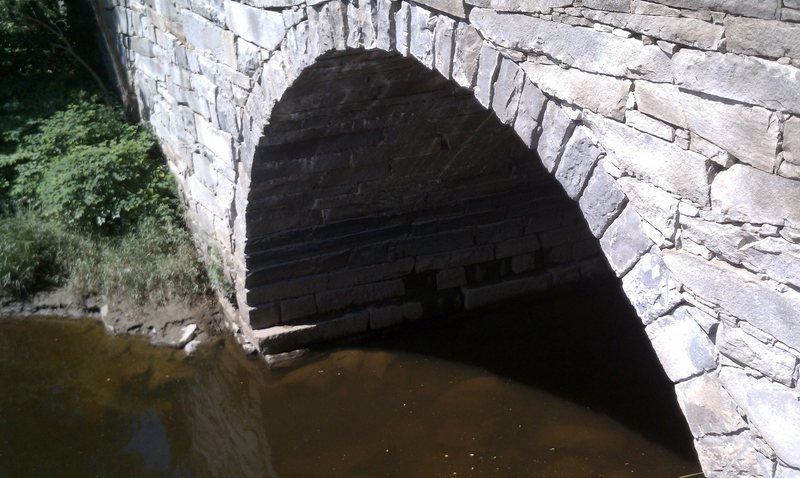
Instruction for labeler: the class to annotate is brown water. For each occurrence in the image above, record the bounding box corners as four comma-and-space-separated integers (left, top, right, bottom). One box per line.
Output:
0, 286, 701, 478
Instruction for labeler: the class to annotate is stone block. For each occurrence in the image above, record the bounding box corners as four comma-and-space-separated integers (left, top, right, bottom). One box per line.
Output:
409, 5, 435, 68
224, 1, 286, 50
475, 219, 523, 244
433, 16, 456, 78
315, 279, 405, 313
474, 41, 500, 109
194, 115, 234, 166
511, 253, 536, 274
129, 36, 155, 57
634, 81, 779, 173
689, 132, 733, 168
436, 267, 467, 289
720, 367, 800, 469
181, 9, 236, 66
309, 0, 346, 53
726, 16, 800, 59
643, 0, 779, 19
599, 206, 652, 276
621, 251, 682, 325
414, 0, 466, 17
695, 432, 776, 478
717, 324, 797, 386
400, 229, 474, 257
461, 272, 551, 309
513, 79, 547, 148
327, 258, 415, 288
256, 310, 370, 353
249, 301, 281, 328
578, 160, 627, 237
581, 10, 724, 50
583, 112, 711, 206
554, 126, 603, 199
375, 0, 395, 51
491, 58, 525, 125
676, 371, 748, 438
134, 53, 166, 80
625, 110, 674, 141
522, 62, 630, 121
280, 294, 317, 322
537, 102, 574, 173
465, 0, 570, 12
663, 250, 800, 352
645, 311, 717, 383
496, 235, 540, 259
451, 22, 482, 89
581, 0, 629, 12
617, 177, 679, 244
711, 164, 800, 228
469, 8, 673, 82
415, 245, 494, 272
783, 6, 800, 21
346, 0, 377, 49
247, 274, 329, 303
191, 0, 227, 24
394, 1, 411, 56
673, 49, 800, 115
785, 116, 800, 164
368, 304, 404, 329
679, 216, 800, 289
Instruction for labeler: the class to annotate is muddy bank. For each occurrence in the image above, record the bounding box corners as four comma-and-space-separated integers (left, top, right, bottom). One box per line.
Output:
0, 288, 224, 354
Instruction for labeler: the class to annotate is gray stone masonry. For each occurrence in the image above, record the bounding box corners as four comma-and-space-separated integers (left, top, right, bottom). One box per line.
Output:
107, 0, 800, 474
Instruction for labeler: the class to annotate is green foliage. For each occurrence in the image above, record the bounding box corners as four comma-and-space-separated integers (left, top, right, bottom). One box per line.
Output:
0, 0, 210, 304
2, 96, 178, 233
0, 213, 66, 295
205, 248, 236, 301
0, 0, 69, 76
0, 212, 209, 303
66, 216, 209, 304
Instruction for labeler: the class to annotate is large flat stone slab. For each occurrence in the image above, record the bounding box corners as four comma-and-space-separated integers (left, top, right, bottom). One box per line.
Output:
634, 81, 780, 173
584, 113, 712, 206
673, 50, 800, 115
675, 371, 747, 438
521, 62, 631, 120
645, 309, 718, 382
662, 250, 800, 351
720, 367, 800, 469
224, 1, 287, 50
711, 163, 800, 227
581, 10, 724, 49
725, 16, 800, 59
470, 8, 673, 82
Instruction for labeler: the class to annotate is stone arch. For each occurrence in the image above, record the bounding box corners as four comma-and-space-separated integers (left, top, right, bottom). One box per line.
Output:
240, 47, 608, 336
231, 17, 742, 475
107, 0, 800, 474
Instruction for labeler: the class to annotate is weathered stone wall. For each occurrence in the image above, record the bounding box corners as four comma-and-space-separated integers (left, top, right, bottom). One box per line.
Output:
103, 0, 800, 474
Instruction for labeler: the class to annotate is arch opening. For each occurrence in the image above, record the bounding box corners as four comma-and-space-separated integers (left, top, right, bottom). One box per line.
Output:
242, 47, 699, 463
244, 49, 610, 351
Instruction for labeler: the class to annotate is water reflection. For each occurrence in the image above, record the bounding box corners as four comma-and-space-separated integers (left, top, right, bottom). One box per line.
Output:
0, 283, 700, 477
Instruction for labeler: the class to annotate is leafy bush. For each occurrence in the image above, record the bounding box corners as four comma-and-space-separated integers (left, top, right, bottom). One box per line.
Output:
2, 96, 178, 233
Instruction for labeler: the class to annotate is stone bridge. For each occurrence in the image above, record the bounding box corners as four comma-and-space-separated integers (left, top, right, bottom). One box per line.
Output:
104, 0, 800, 474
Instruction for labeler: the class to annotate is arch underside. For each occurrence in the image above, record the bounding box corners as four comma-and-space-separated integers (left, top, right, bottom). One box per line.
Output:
244, 50, 609, 351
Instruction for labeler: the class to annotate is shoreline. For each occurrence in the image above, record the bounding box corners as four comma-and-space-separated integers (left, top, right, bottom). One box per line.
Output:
0, 288, 224, 354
